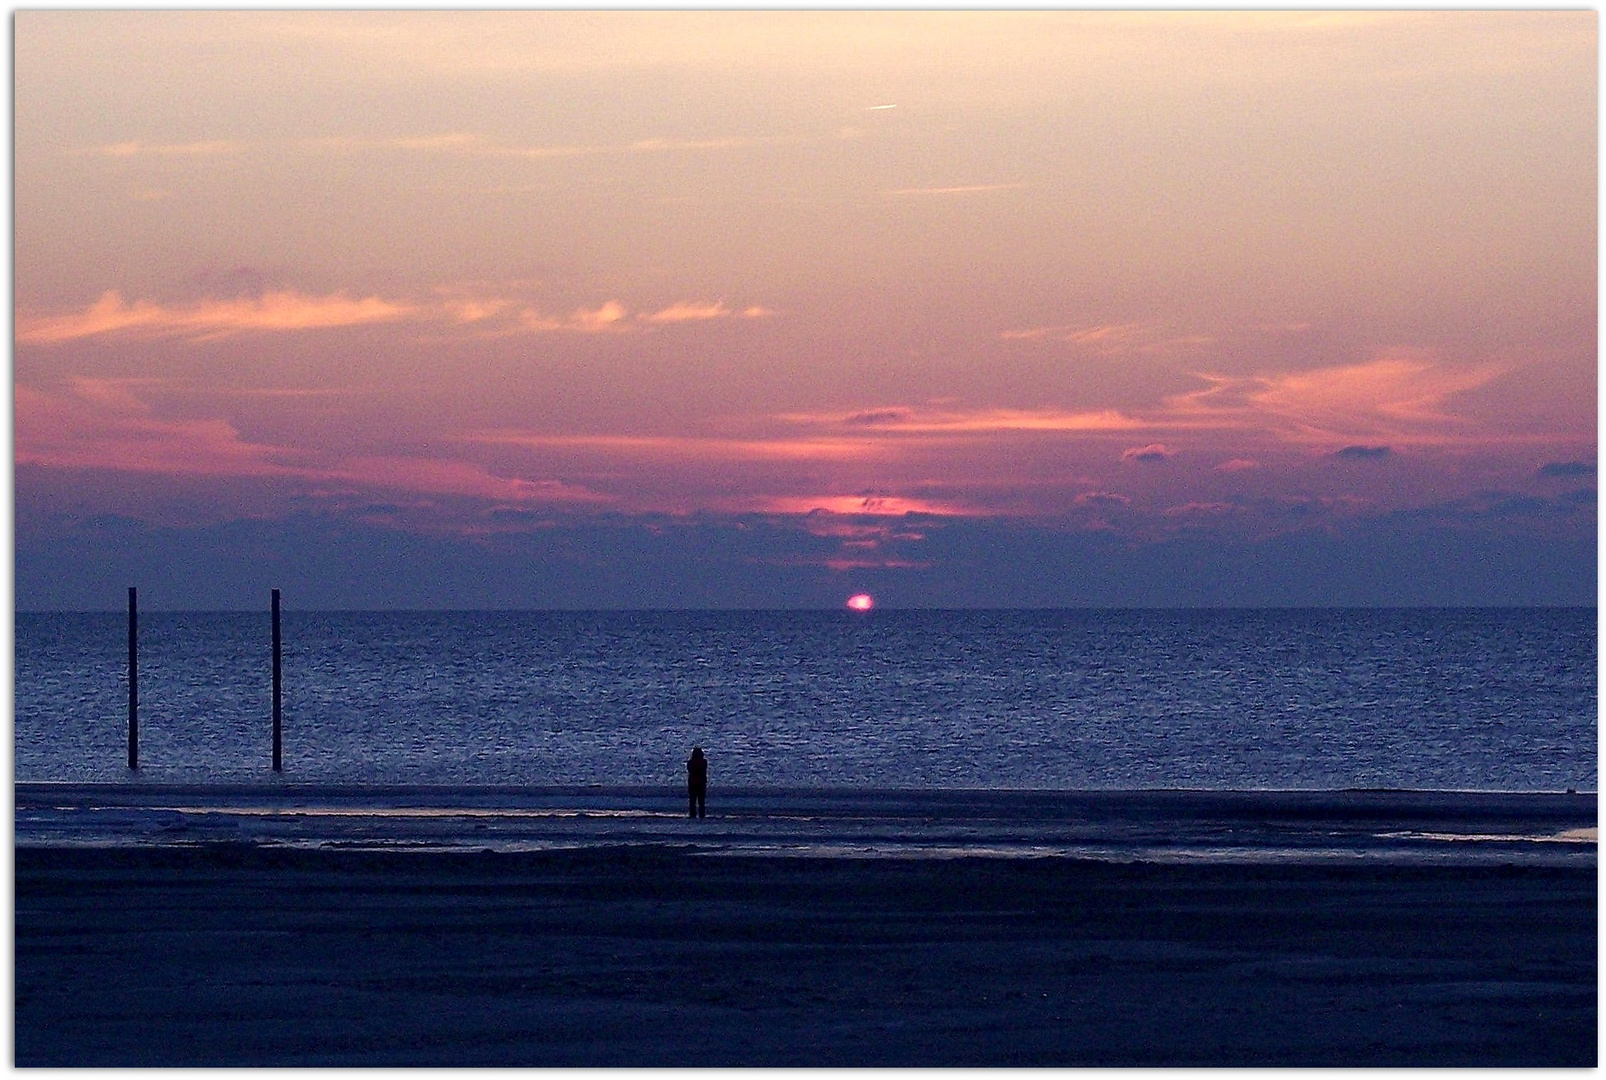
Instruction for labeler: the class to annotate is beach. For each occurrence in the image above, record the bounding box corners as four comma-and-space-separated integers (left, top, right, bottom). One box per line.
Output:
13, 787, 1597, 1067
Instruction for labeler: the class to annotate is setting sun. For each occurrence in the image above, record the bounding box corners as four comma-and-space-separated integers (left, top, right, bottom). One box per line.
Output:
846, 594, 875, 612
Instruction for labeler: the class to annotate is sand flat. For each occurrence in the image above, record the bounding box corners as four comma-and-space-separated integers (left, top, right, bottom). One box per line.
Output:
14, 842, 1596, 1066
15, 784, 1600, 864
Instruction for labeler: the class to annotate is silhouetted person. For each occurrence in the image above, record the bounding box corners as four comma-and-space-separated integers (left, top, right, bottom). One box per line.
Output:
687, 746, 708, 818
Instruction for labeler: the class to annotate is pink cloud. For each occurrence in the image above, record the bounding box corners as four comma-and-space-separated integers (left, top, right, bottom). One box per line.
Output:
1074, 491, 1131, 507
1163, 501, 1235, 518
1121, 443, 1174, 463
842, 407, 915, 426
325, 457, 604, 505
1059, 323, 1149, 346
15, 380, 292, 478
15, 381, 606, 510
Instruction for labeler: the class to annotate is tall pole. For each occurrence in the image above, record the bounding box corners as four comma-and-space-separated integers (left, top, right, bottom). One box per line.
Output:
271, 589, 282, 772
127, 587, 138, 769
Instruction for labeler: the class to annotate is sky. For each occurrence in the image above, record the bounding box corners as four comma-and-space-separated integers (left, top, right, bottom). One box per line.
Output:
12, 10, 1598, 609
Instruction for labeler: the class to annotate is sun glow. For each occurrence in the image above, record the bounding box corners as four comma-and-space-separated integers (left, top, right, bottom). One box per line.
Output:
846, 593, 875, 611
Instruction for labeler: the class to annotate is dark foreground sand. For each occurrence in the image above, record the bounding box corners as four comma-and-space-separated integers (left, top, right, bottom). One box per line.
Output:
14, 843, 1595, 1066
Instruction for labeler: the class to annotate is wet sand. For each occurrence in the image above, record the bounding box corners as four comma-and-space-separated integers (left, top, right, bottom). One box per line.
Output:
15, 783, 1599, 861
14, 843, 1596, 1066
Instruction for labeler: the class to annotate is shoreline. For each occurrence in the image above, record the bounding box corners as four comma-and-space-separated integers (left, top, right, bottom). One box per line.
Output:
16, 783, 1597, 864
15, 842, 1597, 1066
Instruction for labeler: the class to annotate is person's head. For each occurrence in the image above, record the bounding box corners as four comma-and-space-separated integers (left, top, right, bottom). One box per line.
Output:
692, 745, 703, 757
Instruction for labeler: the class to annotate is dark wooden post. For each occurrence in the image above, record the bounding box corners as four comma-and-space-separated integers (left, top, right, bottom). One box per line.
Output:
127, 586, 138, 769
271, 589, 282, 772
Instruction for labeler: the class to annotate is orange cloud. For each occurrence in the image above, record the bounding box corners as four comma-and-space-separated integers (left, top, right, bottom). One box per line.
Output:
466, 431, 883, 463
747, 494, 977, 517
84, 132, 784, 162
493, 135, 779, 160
642, 300, 731, 323
517, 300, 630, 333
999, 322, 1212, 357
18, 290, 415, 344
1001, 322, 1146, 343
640, 300, 771, 325
301, 133, 482, 154
1250, 352, 1503, 428
511, 298, 768, 333
83, 139, 243, 157
572, 301, 629, 332
882, 182, 1030, 196
19, 286, 777, 344
444, 298, 512, 323
820, 556, 936, 571
779, 405, 1142, 435
756, 552, 937, 572
795, 515, 927, 544
1164, 351, 1508, 446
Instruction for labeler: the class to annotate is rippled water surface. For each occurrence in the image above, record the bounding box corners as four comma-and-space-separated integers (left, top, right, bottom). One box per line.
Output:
15, 609, 1597, 791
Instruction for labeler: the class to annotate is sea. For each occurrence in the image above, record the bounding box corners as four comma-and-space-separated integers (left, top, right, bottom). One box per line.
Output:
16, 607, 1597, 790
14, 608, 1598, 860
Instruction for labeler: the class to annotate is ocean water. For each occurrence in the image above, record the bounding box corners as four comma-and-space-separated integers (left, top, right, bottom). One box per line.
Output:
14, 608, 1596, 793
